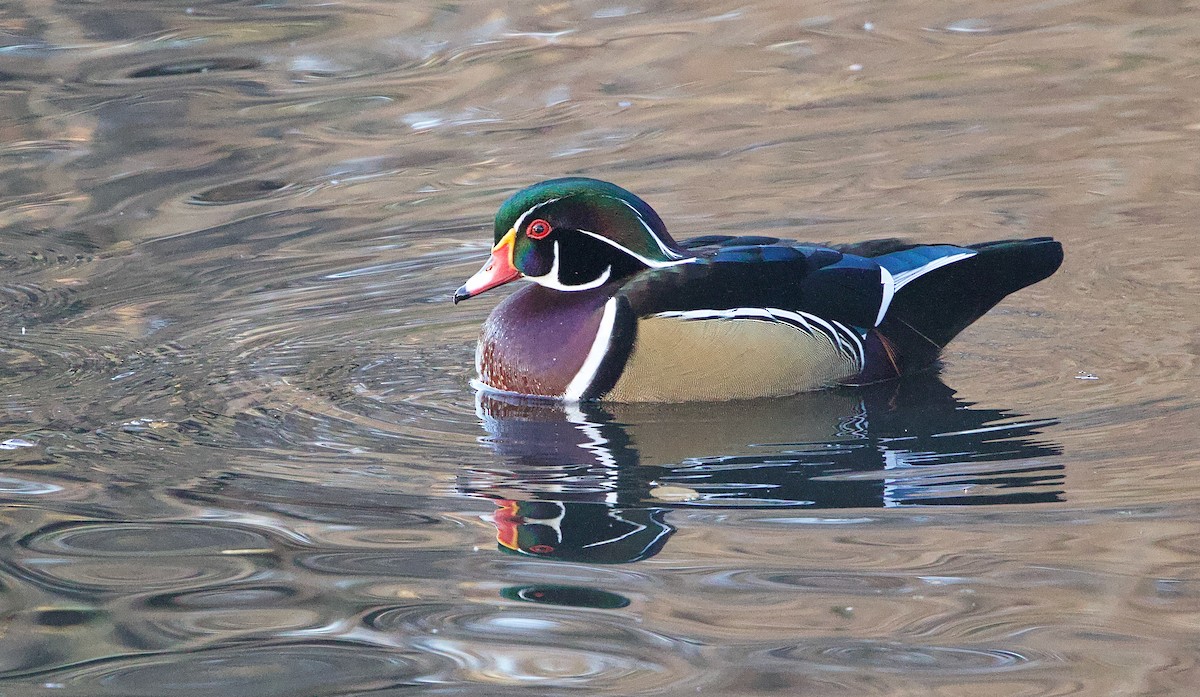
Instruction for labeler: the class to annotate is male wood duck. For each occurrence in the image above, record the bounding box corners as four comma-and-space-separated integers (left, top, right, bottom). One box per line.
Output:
454, 178, 1063, 402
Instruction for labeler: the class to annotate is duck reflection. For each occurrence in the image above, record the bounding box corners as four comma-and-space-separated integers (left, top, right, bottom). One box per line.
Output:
464, 375, 1063, 564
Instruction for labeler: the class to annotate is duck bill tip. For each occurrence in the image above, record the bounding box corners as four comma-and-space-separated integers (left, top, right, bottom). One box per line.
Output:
454, 231, 519, 303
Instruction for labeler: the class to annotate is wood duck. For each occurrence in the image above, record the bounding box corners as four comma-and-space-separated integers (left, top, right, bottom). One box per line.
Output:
454, 178, 1063, 402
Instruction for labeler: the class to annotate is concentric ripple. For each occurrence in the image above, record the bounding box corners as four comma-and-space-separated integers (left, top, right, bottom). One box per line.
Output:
189, 179, 292, 205
19, 521, 277, 557
0, 282, 85, 324
127, 58, 262, 80
11, 520, 274, 596
703, 568, 915, 594
364, 603, 696, 690
20, 642, 438, 697
768, 640, 1044, 674
0, 475, 64, 496
365, 602, 677, 652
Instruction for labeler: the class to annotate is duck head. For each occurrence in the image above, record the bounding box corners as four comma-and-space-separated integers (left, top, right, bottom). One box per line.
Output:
453, 178, 692, 303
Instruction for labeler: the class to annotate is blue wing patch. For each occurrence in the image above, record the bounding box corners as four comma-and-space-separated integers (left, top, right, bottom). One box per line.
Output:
876, 245, 977, 292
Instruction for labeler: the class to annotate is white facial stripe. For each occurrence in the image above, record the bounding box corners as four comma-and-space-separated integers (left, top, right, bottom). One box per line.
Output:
526, 240, 613, 291
562, 297, 619, 401
876, 266, 895, 327
515, 193, 693, 271
523, 239, 560, 285
575, 228, 696, 269
610, 196, 687, 260
891, 251, 975, 291
512, 197, 562, 235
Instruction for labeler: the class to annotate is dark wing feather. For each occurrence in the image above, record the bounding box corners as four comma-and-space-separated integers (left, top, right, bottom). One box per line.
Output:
612, 234, 1062, 386
620, 239, 886, 330
827, 237, 919, 258
871, 237, 1063, 364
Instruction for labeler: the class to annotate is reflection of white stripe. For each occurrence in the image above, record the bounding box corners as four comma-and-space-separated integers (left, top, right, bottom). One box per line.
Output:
576, 228, 695, 270
528, 502, 566, 542
565, 403, 618, 469
563, 297, 619, 401
583, 509, 650, 549
876, 267, 895, 326
881, 446, 906, 508
891, 252, 975, 291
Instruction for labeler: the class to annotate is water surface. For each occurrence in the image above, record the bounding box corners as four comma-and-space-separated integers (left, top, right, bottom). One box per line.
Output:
2, 0, 1199, 694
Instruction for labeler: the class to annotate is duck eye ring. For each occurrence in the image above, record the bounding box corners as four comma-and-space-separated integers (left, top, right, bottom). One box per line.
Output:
526, 219, 552, 239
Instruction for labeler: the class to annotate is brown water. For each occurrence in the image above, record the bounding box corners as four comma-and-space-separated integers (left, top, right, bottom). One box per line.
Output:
2, 0, 1199, 694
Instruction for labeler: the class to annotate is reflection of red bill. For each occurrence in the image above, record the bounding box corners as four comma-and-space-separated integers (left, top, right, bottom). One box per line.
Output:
493, 500, 521, 551
454, 229, 519, 303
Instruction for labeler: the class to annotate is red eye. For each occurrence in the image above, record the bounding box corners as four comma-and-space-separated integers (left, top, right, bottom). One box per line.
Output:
528, 544, 555, 554
526, 219, 552, 239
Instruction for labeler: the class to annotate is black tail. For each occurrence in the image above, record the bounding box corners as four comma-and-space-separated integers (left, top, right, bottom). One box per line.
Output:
875, 237, 1063, 371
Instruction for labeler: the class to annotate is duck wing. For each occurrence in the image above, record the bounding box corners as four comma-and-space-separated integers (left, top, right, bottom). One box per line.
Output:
625, 235, 887, 332
585, 238, 886, 400
589, 235, 1061, 399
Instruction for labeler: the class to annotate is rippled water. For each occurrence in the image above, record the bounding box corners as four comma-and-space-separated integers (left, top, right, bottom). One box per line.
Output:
2, 0, 1199, 694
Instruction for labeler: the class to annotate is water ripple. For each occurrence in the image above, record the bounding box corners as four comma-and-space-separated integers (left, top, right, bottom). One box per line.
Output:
0, 282, 85, 323
296, 550, 474, 578
360, 601, 704, 690
9, 556, 260, 598
120, 602, 327, 649
767, 640, 1043, 674
0, 476, 63, 496
189, 179, 292, 205
367, 603, 677, 649
127, 58, 262, 80
419, 635, 692, 691
19, 521, 278, 557
703, 568, 916, 594
15, 642, 436, 696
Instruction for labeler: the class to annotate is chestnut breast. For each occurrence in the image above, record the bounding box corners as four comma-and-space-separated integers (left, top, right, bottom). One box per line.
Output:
476, 284, 613, 397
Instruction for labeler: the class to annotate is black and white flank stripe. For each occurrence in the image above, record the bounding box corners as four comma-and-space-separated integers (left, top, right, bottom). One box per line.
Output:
653, 307, 866, 369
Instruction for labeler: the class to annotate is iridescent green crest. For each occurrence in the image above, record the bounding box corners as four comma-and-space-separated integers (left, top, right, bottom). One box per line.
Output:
495, 178, 683, 263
